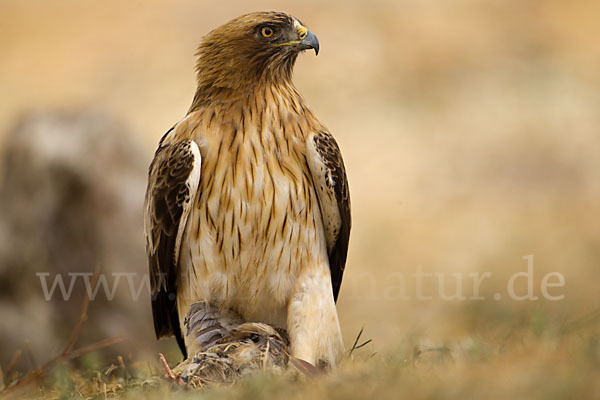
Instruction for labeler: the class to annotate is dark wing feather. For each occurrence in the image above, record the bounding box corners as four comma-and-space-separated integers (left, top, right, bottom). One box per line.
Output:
308, 131, 351, 302
144, 137, 201, 358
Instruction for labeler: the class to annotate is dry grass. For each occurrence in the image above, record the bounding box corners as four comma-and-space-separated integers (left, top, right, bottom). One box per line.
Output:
3, 318, 599, 399
1, 0, 600, 398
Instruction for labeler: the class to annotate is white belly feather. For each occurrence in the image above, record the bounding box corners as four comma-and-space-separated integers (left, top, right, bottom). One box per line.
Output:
176, 133, 329, 330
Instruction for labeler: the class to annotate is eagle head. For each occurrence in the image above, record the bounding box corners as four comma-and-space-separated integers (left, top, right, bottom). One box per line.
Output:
193, 11, 319, 96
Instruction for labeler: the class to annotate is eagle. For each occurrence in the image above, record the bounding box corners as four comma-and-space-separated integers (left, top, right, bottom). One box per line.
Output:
144, 11, 351, 368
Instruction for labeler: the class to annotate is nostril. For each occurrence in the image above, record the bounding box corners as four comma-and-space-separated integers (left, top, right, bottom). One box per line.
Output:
296, 25, 309, 40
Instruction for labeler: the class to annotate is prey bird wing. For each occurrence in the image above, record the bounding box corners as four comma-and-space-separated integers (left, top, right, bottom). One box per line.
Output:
144, 136, 202, 357
306, 131, 351, 301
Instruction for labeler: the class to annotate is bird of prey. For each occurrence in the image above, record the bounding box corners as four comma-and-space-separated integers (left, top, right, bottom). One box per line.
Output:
144, 11, 351, 368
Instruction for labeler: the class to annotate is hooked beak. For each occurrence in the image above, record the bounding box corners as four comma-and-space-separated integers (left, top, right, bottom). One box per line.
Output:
277, 24, 320, 55
298, 30, 319, 55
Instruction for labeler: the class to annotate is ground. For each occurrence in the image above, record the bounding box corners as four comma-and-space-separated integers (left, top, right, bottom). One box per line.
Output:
3, 309, 599, 399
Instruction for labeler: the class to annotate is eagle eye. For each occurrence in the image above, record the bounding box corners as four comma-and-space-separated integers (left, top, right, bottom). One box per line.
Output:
260, 26, 275, 38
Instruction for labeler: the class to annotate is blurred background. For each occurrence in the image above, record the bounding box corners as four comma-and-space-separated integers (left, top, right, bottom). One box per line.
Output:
1, 0, 599, 374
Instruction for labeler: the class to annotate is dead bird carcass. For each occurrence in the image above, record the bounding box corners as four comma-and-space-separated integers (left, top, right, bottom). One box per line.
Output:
164, 302, 292, 386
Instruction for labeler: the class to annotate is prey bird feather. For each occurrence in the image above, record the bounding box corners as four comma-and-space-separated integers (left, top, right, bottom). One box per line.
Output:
144, 11, 351, 368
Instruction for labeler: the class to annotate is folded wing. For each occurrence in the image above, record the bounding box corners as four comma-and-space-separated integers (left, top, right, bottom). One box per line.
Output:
144, 136, 202, 357
306, 131, 351, 301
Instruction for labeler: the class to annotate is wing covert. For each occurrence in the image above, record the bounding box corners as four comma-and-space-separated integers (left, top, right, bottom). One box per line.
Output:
144, 137, 201, 357
306, 131, 351, 302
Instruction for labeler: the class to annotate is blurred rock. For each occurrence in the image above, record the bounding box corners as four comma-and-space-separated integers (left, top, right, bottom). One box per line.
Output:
0, 109, 152, 370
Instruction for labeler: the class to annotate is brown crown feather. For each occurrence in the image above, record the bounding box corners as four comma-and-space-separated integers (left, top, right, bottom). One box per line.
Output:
189, 11, 305, 110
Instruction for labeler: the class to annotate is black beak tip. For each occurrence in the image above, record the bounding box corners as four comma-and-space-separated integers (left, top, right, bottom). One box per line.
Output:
300, 30, 320, 56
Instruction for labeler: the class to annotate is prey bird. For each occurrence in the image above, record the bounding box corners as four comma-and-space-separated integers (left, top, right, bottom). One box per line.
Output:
144, 11, 351, 368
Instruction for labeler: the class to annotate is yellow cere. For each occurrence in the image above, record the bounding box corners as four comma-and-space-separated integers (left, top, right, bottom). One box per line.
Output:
296, 25, 308, 40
